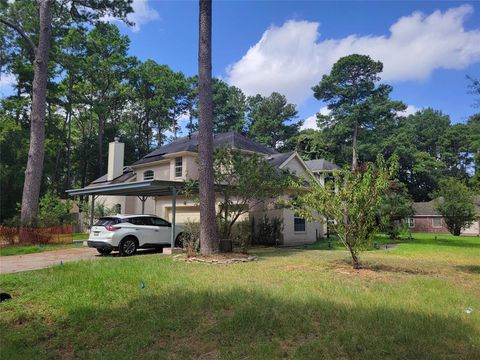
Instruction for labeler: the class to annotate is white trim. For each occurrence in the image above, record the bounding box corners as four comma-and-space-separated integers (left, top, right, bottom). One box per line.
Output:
131, 158, 170, 169
163, 151, 197, 159
406, 217, 415, 228
143, 170, 154, 181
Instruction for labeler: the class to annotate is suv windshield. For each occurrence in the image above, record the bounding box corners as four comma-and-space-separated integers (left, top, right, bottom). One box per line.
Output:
94, 217, 122, 227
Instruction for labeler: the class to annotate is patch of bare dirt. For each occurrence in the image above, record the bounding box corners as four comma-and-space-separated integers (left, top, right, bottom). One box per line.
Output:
331, 261, 433, 279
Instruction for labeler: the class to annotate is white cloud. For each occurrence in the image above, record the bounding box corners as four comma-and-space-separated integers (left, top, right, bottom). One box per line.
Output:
227, 5, 480, 104
0, 72, 16, 96
399, 104, 421, 116
103, 0, 160, 32
301, 106, 330, 130
177, 111, 191, 125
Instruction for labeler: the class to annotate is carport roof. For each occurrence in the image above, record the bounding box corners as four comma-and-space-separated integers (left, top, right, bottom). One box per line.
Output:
66, 180, 185, 197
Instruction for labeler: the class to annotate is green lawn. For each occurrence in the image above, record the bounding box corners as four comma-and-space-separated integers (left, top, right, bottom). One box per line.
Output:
0, 233, 479, 359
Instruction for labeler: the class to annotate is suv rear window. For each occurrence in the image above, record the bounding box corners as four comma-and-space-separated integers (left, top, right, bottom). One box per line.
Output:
127, 217, 152, 226
94, 217, 122, 226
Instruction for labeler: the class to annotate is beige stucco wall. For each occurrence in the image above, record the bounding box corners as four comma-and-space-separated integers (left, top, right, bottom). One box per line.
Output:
134, 161, 170, 181
462, 218, 480, 236
184, 155, 199, 180
130, 153, 199, 182
250, 208, 323, 246
281, 156, 310, 180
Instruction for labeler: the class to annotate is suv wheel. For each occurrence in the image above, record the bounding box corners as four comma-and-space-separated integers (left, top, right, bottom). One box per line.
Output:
175, 233, 186, 248
119, 237, 137, 256
97, 248, 112, 256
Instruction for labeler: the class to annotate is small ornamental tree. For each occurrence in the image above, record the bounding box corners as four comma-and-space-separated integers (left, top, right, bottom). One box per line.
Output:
185, 146, 290, 241
289, 155, 398, 268
434, 178, 476, 236
378, 181, 413, 239
213, 147, 290, 239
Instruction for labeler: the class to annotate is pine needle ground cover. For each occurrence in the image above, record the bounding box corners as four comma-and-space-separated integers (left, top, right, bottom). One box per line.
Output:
1, 233, 479, 359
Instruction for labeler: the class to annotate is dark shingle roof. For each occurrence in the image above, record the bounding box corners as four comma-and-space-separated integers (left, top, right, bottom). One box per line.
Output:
413, 201, 439, 216
305, 159, 339, 172
132, 132, 278, 166
267, 152, 294, 169
90, 167, 136, 186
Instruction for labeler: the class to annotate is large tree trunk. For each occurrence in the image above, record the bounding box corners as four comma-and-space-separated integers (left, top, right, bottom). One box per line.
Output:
198, 0, 218, 254
352, 120, 358, 171
20, 0, 53, 223
98, 115, 105, 176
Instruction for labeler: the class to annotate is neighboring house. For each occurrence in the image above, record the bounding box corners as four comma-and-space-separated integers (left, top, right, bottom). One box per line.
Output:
305, 159, 339, 190
406, 197, 480, 236
83, 132, 338, 246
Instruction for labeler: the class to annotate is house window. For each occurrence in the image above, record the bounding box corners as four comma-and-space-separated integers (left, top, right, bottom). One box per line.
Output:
143, 170, 154, 180
175, 157, 183, 177
294, 215, 306, 232
114, 204, 121, 214
432, 218, 442, 228
405, 218, 415, 228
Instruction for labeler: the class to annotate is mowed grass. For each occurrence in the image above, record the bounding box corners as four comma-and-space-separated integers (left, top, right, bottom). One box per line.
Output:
0, 234, 479, 359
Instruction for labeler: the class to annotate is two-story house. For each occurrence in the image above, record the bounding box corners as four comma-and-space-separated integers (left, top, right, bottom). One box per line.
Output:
72, 132, 339, 246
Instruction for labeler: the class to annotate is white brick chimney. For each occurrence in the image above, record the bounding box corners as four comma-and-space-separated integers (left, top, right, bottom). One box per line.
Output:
107, 137, 124, 181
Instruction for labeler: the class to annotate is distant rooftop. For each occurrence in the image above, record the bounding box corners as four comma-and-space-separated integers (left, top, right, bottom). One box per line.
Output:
305, 159, 339, 172
413, 196, 480, 216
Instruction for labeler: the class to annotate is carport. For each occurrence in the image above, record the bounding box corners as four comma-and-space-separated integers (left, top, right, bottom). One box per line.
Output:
66, 180, 186, 248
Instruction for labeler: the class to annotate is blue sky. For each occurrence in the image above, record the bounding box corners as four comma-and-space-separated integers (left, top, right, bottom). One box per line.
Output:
1, 0, 479, 131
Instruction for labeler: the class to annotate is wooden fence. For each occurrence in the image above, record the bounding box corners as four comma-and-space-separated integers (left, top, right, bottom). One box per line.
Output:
0, 225, 73, 246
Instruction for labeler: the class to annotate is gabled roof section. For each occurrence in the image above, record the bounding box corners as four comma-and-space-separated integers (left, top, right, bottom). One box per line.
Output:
305, 159, 339, 172
266, 152, 294, 169
132, 132, 278, 166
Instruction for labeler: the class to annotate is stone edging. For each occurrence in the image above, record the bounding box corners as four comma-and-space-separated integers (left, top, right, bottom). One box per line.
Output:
173, 254, 257, 264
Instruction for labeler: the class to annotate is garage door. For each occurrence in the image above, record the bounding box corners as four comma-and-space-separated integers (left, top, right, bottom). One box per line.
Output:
165, 206, 200, 224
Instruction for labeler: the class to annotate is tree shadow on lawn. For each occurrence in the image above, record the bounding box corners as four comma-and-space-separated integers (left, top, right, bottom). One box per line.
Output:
1, 289, 478, 359
456, 265, 480, 274
404, 237, 480, 249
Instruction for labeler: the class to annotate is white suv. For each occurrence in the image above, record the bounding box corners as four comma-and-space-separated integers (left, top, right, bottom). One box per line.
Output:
87, 214, 185, 256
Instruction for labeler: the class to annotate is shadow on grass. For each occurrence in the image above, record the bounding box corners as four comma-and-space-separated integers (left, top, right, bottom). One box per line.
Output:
252, 246, 309, 259
413, 238, 480, 249
456, 265, 480, 274
1, 289, 477, 359
98, 248, 165, 258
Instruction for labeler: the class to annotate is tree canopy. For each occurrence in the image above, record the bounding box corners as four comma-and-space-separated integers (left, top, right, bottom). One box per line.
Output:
1, 3, 479, 223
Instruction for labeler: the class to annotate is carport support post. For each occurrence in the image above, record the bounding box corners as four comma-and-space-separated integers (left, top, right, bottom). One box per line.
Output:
89, 195, 97, 229
138, 196, 148, 214
170, 187, 177, 248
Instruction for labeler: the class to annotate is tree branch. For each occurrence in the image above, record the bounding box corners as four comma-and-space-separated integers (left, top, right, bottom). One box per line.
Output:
0, 18, 37, 54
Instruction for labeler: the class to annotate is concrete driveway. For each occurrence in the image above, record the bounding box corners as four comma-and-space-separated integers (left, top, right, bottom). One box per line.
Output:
0, 247, 100, 274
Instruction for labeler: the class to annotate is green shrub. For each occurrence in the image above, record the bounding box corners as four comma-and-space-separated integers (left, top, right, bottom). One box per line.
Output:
231, 219, 253, 253
253, 215, 283, 246
183, 221, 200, 257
